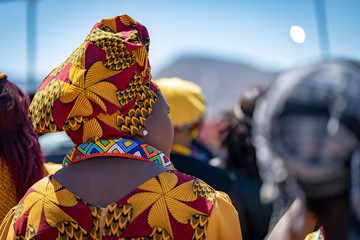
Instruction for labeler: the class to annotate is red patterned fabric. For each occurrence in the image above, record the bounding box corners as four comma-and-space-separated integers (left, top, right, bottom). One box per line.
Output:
11, 171, 216, 239
28, 15, 158, 145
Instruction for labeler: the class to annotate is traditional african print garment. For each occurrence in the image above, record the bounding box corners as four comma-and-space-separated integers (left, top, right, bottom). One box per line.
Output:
0, 159, 17, 223
0, 160, 62, 223
0, 156, 63, 222
0, 139, 242, 240
305, 227, 326, 240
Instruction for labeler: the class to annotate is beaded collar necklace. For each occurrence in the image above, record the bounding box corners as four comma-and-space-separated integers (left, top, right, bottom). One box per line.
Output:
62, 138, 174, 169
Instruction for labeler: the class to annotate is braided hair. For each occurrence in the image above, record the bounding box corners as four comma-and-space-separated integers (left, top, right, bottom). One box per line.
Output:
0, 74, 44, 200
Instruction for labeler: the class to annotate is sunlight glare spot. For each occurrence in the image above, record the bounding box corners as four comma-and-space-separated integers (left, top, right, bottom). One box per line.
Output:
290, 25, 306, 44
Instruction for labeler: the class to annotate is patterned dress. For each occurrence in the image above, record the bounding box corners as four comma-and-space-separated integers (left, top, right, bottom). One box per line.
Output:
0, 139, 242, 240
0, 159, 62, 223
0, 159, 17, 223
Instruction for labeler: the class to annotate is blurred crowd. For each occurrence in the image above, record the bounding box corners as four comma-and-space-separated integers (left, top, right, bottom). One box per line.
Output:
0, 14, 360, 240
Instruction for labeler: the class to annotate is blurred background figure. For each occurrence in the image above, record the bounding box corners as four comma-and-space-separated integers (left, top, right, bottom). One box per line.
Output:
156, 77, 235, 193
253, 60, 360, 240
220, 84, 272, 240
156, 77, 212, 162
38, 132, 75, 164
0, 73, 45, 222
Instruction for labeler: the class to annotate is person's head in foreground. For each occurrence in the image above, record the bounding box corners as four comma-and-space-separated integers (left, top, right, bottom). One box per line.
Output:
28, 15, 173, 158
0, 73, 44, 221
155, 77, 210, 160
253, 60, 360, 239
0, 15, 242, 240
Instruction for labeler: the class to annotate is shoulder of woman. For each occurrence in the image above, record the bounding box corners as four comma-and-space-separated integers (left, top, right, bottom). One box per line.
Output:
206, 191, 243, 239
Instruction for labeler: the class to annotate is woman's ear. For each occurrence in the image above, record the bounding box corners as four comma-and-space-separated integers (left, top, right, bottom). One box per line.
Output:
136, 128, 148, 138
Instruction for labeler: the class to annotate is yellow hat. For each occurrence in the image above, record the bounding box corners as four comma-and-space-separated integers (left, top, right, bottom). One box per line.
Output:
155, 77, 206, 127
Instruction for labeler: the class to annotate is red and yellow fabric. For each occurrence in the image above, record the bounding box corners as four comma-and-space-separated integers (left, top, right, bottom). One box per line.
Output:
0, 173, 241, 239
0, 159, 61, 223
28, 15, 158, 145
0, 159, 17, 223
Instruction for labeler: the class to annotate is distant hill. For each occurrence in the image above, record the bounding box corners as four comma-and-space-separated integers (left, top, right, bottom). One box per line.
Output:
154, 56, 278, 118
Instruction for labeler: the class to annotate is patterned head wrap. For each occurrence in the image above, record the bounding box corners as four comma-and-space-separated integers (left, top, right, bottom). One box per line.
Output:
29, 15, 158, 145
253, 60, 360, 202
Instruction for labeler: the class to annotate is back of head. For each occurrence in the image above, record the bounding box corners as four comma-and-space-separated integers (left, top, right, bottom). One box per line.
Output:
155, 77, 206, 128
236, 84, 268, 120
0, 73, 29, 131
253, 60, 360, 238
222, 84, 268, 176
0, 73, 44, 200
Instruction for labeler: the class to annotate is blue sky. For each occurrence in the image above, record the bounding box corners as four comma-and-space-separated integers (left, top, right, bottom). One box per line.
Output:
1, 0, 360, 91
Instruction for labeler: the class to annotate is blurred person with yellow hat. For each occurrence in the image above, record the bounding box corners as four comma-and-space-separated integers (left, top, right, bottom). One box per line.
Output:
156, 77, 235, 194
0, 15, 242, 239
